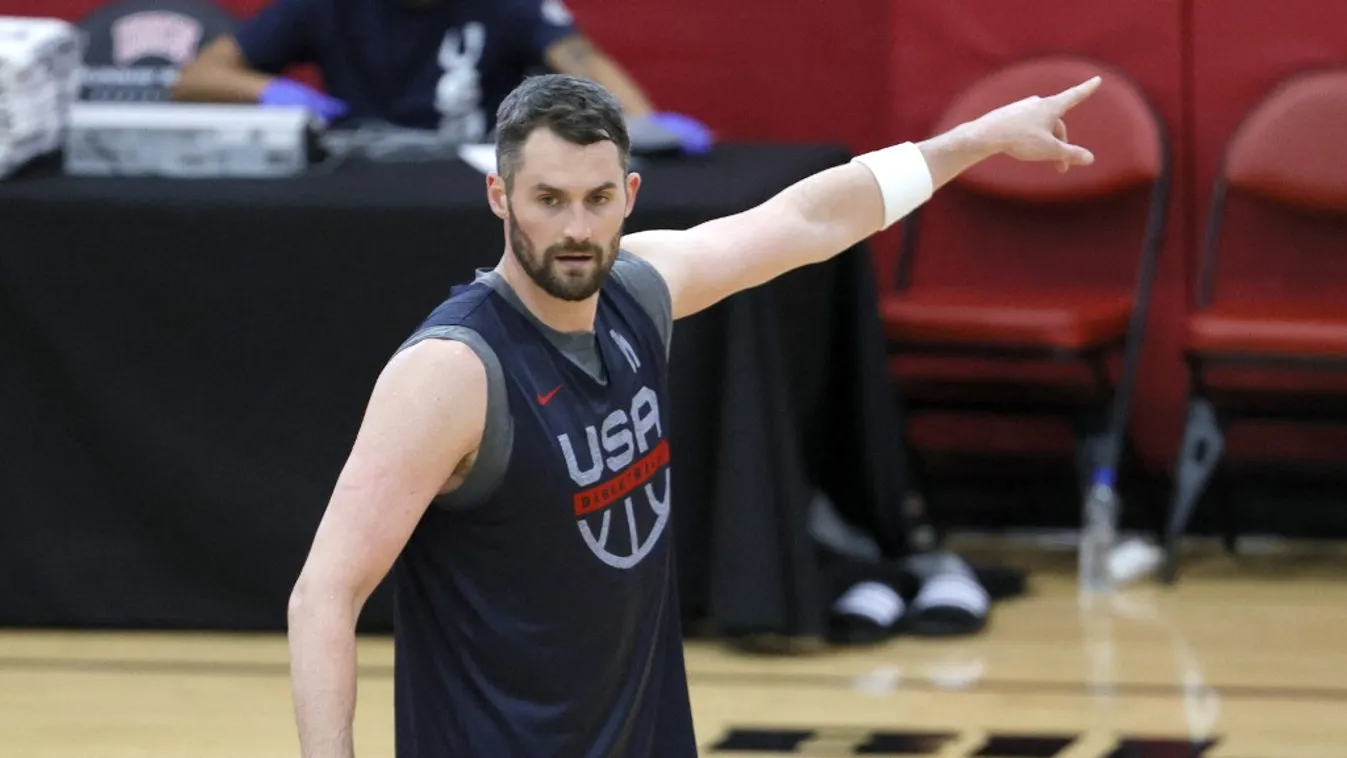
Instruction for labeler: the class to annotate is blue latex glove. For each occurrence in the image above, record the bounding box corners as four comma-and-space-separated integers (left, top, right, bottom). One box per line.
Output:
259, 77, 349, 124
648, 112, 714, 155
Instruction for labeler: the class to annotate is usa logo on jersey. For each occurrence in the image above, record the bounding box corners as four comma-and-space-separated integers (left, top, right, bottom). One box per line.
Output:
555, 329, 671, 569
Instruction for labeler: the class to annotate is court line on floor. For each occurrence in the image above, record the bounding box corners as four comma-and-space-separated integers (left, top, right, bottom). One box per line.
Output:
2, 655, 1344, 704
686, 669, 1347, 703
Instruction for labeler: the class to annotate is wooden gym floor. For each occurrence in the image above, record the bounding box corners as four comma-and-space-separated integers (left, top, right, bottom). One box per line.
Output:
3, 541, 1346, 758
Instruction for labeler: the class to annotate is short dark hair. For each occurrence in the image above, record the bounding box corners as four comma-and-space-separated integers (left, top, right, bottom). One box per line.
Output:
494, 74, 630, 189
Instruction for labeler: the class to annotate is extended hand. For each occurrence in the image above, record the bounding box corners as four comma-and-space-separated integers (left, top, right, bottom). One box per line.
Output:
972, 75, 1101, 173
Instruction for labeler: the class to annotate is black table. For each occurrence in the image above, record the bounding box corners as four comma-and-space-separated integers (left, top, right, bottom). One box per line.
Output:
0, 144, 914, 639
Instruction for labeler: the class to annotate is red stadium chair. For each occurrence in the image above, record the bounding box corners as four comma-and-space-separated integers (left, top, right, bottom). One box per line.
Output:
883, 56, 1170, 509
1163, 68, 1347, 582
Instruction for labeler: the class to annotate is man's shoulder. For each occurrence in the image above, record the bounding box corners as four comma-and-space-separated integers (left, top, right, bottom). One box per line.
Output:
387, 336, 488, 398
609, 249, 668, 303
608, 250, 674, 355
421, 278, 498, 324
320, 0, 475, 38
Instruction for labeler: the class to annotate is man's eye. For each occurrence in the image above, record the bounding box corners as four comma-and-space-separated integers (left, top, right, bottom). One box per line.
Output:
539, 196, 558, 206
589, 195, 610, 205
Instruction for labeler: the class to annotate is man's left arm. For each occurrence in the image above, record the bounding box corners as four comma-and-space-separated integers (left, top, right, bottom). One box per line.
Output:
514, 0, 654, 116
622, 77, 1102, 319
545, 33, 655, 118
522, 1, 712, 153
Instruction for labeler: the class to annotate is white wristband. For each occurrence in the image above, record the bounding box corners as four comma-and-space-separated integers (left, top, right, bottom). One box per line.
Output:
850, 142, 934, 229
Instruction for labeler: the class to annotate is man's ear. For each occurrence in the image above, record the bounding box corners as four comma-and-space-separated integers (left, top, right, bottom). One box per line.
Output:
487, 172, 509, 220
624, 171, 642, 217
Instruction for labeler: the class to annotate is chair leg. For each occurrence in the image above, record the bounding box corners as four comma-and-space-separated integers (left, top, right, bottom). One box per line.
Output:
1162, 396, 1226, 584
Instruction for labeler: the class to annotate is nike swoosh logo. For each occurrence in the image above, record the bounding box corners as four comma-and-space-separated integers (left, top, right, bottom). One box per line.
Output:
537, 385, 562, 405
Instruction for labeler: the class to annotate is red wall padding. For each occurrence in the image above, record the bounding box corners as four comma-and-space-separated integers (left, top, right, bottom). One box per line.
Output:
1, 0, 103, 20
560, 0, 893, 154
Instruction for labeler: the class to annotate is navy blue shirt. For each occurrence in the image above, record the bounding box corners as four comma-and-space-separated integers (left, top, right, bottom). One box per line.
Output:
234, 0, 578, 134
389, 256, 697, 757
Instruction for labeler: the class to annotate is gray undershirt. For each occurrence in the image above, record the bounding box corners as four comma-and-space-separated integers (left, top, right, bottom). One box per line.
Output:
396, 250, 674, 509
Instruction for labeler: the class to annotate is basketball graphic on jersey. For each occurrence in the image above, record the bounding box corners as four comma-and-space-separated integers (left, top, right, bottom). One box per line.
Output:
434, 23, 487, 142
558, 385, 671, 569
556, 329, 669, 570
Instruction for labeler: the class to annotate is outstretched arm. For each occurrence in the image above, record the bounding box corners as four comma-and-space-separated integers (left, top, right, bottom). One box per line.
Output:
287, 339, 487, 758
622, 77, 1101, 319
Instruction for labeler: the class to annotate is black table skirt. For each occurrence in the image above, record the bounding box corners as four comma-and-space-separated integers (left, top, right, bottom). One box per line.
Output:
0, 144, 913, 638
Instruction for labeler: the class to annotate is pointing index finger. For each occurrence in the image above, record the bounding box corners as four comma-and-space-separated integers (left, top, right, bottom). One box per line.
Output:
1051, 75, 1102, 111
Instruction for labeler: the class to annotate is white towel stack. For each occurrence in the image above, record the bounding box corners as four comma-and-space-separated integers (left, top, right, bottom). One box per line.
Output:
0, 16, 84, 180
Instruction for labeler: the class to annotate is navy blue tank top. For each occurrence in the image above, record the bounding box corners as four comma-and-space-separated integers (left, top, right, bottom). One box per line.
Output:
389, 266, 696, 757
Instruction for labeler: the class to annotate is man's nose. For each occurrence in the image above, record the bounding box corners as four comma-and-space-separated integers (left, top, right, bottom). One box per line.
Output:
562, 205, 592, 241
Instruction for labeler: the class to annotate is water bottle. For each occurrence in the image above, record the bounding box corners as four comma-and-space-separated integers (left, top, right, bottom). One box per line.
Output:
1079, 468, 1119, 593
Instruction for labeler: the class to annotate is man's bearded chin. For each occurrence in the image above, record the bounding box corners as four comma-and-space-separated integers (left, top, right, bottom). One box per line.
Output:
508, 214, 622, 303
